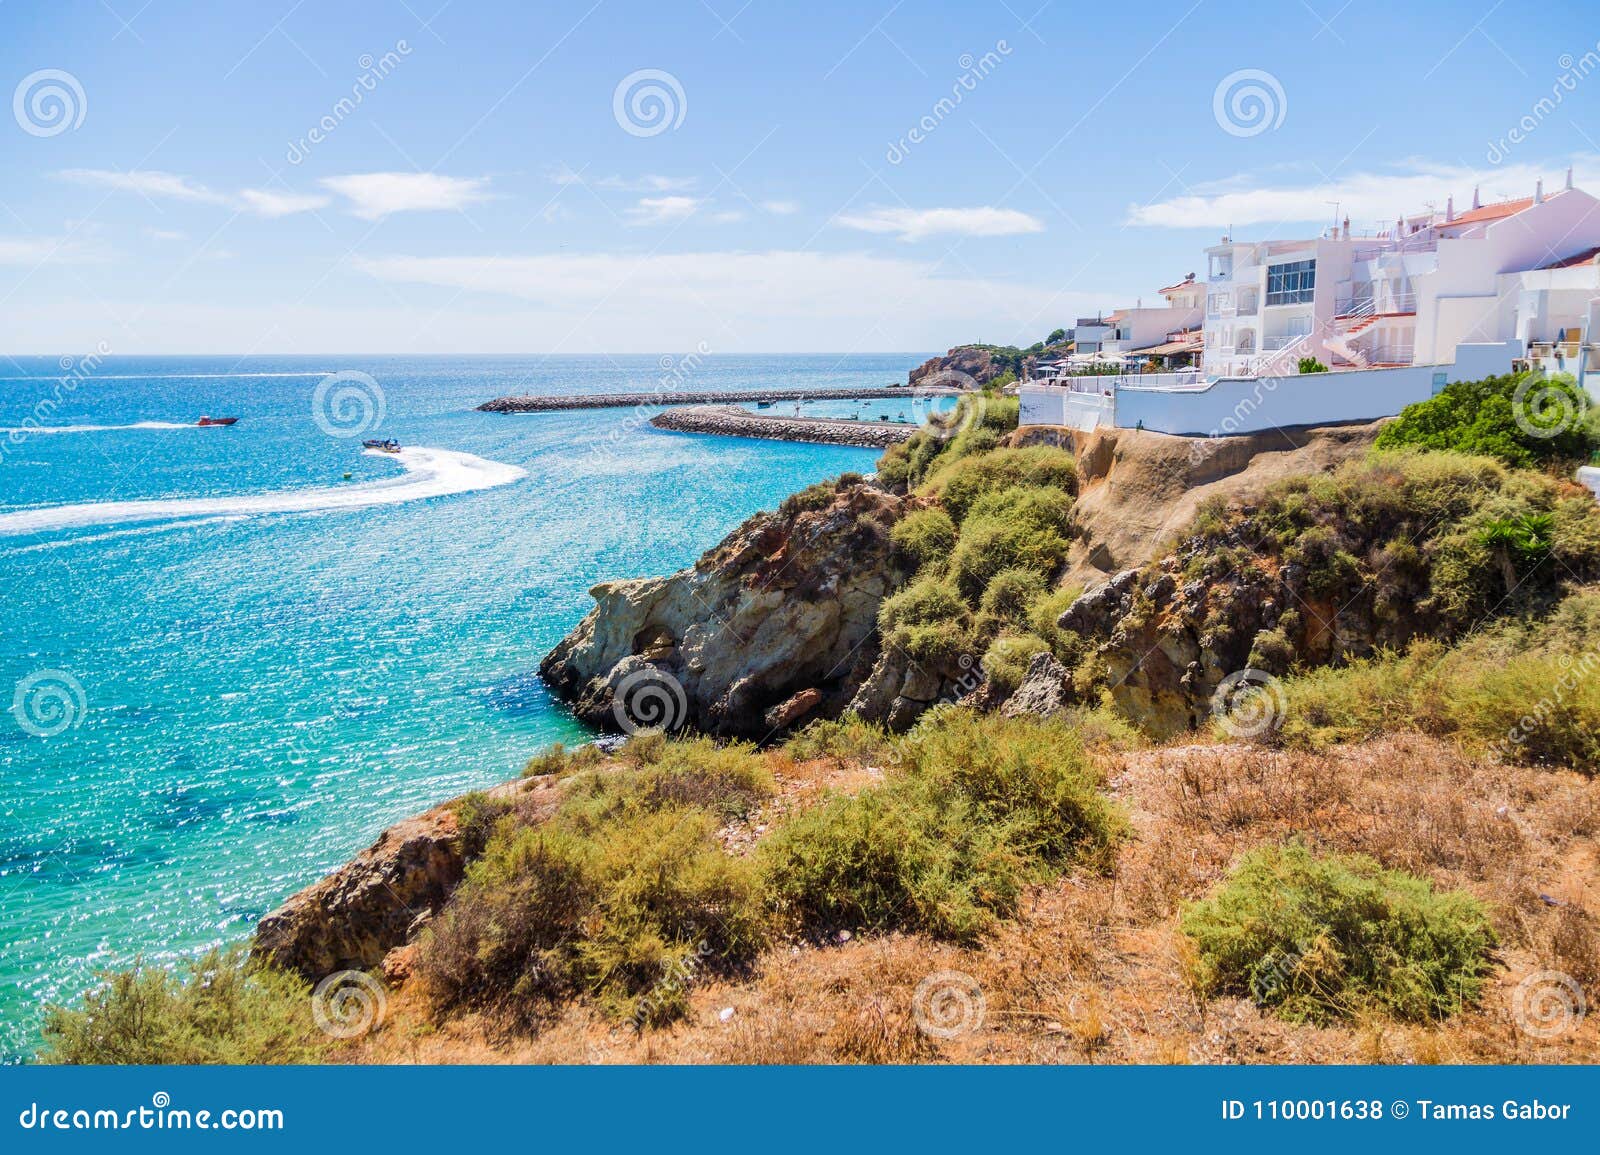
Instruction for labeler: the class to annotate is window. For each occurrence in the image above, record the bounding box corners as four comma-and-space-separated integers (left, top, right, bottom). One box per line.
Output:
1265, 259, 1316, 306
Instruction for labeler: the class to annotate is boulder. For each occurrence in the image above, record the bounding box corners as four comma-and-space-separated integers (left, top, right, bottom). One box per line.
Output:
1001, 652, 1071, 718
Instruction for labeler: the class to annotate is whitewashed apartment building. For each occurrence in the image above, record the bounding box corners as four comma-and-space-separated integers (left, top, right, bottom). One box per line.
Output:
1024, 172, 1600, 436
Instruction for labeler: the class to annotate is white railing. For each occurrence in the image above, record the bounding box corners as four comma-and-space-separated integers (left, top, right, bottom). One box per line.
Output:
1262, 334, 1304, 351
1336, 292, 1416, 315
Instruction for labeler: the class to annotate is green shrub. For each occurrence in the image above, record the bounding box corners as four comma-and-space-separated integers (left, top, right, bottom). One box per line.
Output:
949, 487, 1072, 599
980, 633, 1051, 696
879, 576, 975, 663
40, 948, 325, 1065
522, 741, 603, 779
1296, 357, 1329, 374
978, 567, 1047, 627
1181, 841, 1496, 1024
1375, 372, 1594, 467
927, 445, 1077, 521
760, 710, 1123, 943
783, 712, 900, 765
890, 507, 958, 572
418, 745, 771, 1026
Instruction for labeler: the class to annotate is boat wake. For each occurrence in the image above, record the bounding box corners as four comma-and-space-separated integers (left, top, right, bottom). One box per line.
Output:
0, 447, 527, 537
0, 421, 196, 434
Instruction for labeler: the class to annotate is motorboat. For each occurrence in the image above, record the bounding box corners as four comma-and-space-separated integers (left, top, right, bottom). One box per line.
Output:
196, 415, 238, 427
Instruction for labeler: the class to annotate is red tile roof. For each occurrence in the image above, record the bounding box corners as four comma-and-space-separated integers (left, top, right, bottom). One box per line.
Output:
1158, 276, 1198, 294
1441, 196, 1534, 227
1540, 244, 1600, 270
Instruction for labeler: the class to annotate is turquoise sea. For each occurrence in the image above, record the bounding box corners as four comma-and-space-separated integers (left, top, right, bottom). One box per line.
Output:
0, 353, 935, 1060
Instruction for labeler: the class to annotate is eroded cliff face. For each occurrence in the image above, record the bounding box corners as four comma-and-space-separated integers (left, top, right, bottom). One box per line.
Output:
540, 422, 1389, 740
254, 776, 562, 981
540, 481, 915, 739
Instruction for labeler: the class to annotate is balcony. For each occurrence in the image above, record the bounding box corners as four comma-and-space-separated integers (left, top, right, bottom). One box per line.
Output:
1335, 293, 1416, 316
1262, 334, 1309, 351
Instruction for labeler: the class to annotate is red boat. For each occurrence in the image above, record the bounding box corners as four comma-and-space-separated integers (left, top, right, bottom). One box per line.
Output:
197, 416, 239, 427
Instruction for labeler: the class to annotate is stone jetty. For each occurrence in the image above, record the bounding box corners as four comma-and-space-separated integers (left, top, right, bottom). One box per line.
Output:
477, 386, 960, 413
650, 405, 918, 448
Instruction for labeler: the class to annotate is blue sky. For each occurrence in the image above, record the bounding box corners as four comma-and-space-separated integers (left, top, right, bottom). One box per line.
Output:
3, 0, 1599, 353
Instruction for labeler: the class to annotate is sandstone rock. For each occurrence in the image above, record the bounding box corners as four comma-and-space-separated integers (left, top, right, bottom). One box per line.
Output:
763, 687, 822, 731
254, 776, 563, 981
253, 806, 466, 980
1001, 652, 1070, 718
542, 482, 909, 739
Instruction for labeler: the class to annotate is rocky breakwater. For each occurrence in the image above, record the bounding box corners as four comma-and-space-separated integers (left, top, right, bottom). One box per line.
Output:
651, 405, 917, 448
541, 478, 978, 739
478, 386, 958, 413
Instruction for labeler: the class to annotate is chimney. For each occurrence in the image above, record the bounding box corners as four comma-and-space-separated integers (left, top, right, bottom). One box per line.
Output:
1566, 165, 1574, 190
1535, 178, 1544, 204
1472, 185, 1481, 209
1445, 195, 1455, 222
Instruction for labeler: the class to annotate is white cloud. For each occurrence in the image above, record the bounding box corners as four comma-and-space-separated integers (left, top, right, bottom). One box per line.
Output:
0, 236, 104, 265
60, 169, 228, 205
319, 172, 492, 219
595, 173, 697, 192
144, 227, 188, 242
835, 205, 1045, 241
1125, 158, 1600, 230
624, 195, 702, 225
59, 169, 329, 218
238, 188, 331, 218
761, 199, 800, 215
2, 248, 1109, 352
344, 248, 1101, 352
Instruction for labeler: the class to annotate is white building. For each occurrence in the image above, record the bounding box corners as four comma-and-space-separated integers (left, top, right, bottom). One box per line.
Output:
1064, 276, 1205, 364
1023, 173, 1600, 436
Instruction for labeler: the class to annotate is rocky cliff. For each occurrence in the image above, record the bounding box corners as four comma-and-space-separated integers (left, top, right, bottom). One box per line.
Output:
254, 775, 561, 980
540, 479, 915, 739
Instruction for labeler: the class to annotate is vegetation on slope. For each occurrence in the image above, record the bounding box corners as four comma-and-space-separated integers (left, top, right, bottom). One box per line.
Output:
761, 710, 1123, 943
1181, 841, 1497, 1024
876, 395, 1086, 692
1375, 371, 1594, 467
417, 736, 771, 1027
41, 948, 325, 1065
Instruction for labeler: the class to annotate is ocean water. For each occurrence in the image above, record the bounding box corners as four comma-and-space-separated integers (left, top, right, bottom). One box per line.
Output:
0, 352, 930, 1060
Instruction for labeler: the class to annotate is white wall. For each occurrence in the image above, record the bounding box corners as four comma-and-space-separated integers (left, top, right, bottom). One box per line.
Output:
1018, 385, 1113, 432
1112, 341, 1518, 437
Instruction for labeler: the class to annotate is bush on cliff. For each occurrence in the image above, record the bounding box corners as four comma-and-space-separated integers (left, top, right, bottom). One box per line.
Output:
1181, 841, 1496, 1024
1374, 372, 1594, 468
1278, 588, 1600, 771
890, 507, 958, 572
417, 745, 770, 1026
40, 948, 324, 1064
759, 709, 1123, 943
1182, 451, 1600, 645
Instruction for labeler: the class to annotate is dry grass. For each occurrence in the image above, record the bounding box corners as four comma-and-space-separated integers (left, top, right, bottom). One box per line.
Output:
340, 731, 1600, 1065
